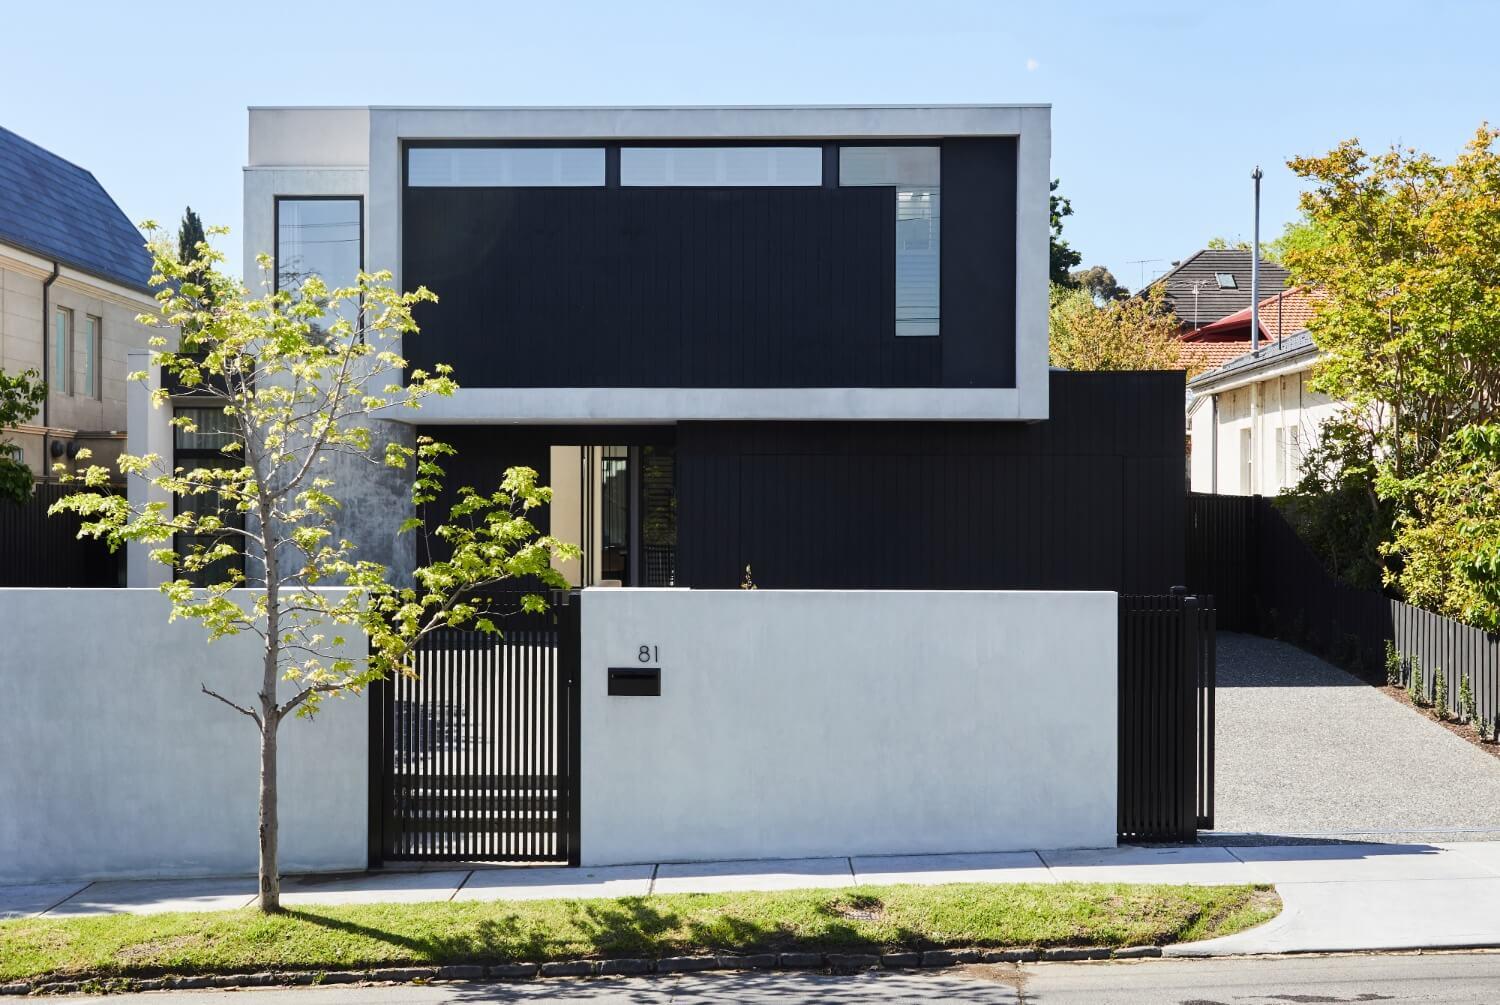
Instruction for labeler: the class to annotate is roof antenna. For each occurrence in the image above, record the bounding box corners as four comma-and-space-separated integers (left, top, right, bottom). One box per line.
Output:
1251, 166, 1263, 352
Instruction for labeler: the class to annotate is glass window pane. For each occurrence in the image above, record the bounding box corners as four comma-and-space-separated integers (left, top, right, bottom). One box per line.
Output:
408, 147, 605, 187
621, 147, 822, 186
52, 308, 71, 394
840, 147, 941, 337
84, 316, 99, 399
276, 198, 362, 338
173, 407, 238, 451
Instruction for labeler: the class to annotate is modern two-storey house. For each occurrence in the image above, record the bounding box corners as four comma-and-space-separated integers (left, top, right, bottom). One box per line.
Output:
130, 104, 1185, 594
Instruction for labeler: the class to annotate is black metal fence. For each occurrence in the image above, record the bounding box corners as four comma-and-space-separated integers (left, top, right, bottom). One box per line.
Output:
1186, 492, 1500, 730
0, 481, 123, 587
1118, 592, 1216, 843
368, 595, 581, 866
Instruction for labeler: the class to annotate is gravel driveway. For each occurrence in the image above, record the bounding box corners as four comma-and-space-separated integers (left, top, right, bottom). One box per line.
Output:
1208, 632, 1500, 843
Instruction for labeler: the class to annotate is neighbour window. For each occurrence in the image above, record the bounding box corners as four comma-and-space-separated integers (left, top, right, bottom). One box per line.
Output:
620, 147, 822, 186
51, 307, 72, 394
275, 197, 363, 340
84, 316, 101, 399
839, 147, 941, 337
407, 147, 606, 187
1215, 272, 1237, 289
173, 407, 245, 587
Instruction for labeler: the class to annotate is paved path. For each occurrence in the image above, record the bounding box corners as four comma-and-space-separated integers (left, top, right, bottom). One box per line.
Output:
60, 953, 1500, 1003
9, 842, 1500, 955
1210, 632, 1500, 843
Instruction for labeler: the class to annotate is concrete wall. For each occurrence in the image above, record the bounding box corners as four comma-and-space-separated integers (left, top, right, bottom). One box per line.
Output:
0, 589, 367, 884
578, 588, 1117, 865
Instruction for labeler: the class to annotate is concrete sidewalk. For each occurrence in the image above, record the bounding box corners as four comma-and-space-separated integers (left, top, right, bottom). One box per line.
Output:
6, 842, 1500, 955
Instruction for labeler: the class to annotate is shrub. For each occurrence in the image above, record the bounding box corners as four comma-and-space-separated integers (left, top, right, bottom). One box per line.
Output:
1433, 666, 1448, 720
1385, 640, 1402, 686
1460, 671, 1476, 724
1408, 656, 1425, 706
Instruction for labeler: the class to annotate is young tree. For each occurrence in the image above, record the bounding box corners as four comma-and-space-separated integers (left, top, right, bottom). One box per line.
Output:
53, 226, 578, 911
0, 368, 47, 503
1049, 284, 1191, 373
1050, 179, 1083, 286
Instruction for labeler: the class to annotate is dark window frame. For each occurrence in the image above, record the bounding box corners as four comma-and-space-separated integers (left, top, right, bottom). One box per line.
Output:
272, 195, 366, 340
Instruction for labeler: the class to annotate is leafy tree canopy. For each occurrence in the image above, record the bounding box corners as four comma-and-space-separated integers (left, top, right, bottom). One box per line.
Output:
1069, 265, 1128, 304
1050, 179, 1083, 286
0, 368, 46, 504
1049, 284, 1191, 374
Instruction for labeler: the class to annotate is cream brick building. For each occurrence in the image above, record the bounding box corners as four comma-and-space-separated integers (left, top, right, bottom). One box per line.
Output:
0, 125, 155, 480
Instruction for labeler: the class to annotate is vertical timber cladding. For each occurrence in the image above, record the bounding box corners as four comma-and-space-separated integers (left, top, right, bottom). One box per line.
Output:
400, 138, 1019, 390
675, 371, 1187, 593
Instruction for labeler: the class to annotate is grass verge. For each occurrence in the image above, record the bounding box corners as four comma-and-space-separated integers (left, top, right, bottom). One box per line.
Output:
0, 882, 1279, 985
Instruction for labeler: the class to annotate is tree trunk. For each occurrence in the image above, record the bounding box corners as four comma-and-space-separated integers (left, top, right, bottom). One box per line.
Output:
257, 712, 281, 911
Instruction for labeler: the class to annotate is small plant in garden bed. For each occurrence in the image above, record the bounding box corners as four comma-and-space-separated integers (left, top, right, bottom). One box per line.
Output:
1408, 656, 1426, 707
1460, 671, 1476, 725
1433, 666, 1449, 720
1385, 640, 1402, 686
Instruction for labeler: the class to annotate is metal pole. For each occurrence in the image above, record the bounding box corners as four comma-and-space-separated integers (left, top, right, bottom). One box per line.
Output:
1251, 167, 1263, 352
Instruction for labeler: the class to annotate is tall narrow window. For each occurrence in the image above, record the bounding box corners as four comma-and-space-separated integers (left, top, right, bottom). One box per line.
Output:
51, 307, 72, 394
275, 198, 362, 339
84, 316, 101, 399
173, 407, 245, 587
839, 147, 941, 336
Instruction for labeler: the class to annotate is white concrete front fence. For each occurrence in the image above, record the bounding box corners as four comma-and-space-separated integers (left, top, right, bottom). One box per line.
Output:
0, 589, 367, 885
578, 589, 1118, 866
0, 587, 1117, 883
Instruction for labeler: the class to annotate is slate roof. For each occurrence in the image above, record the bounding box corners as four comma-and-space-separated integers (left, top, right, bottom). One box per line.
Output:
1147, 249, 1290, 329
0, 125, 152, 293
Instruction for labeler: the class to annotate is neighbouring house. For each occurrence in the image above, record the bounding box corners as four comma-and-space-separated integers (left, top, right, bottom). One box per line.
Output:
1177, 286, 1320, 374
1186, 327, 1336, 495
1147, 248, 1289, 334
0, 125, 154, 481
128, 104, 1189, 595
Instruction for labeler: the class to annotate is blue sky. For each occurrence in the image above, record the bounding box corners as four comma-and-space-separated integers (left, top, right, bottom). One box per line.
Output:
3, 0, 1496, 288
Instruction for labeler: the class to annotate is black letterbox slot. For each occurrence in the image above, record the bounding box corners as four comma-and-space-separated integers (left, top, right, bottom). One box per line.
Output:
608, 667, 661, 696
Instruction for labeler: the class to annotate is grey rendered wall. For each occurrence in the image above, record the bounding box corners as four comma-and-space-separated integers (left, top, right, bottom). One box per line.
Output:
579, 588, 1117, 865
0, 589, 367, 884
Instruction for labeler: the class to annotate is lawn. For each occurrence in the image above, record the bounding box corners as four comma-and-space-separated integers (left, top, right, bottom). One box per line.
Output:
0, 882, 1277, 984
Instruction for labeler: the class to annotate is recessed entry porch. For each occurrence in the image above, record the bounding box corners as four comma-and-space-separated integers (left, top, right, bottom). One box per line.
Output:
420, 426, 677, 590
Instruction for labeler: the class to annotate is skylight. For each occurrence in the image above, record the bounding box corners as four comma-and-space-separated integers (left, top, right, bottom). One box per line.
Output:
1215, 272, 1237, 289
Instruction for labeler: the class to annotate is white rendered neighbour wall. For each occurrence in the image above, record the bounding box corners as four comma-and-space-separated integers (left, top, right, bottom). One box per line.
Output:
0, 589, 367, 884
578, 589, 1117, 866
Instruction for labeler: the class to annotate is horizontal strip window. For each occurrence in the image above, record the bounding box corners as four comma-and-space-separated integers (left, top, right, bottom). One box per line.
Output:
841, 147, 941, 337
408, 147, 606, 187
620, 146, 822, 187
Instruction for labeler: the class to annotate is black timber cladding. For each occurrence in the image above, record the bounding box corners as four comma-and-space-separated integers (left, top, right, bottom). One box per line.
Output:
418, 372, 1185, 596
674, 371, 1185, 593
401, 139, 1018, 389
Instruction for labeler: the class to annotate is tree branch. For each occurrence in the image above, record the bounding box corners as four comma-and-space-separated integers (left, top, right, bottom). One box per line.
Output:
201, 683, 263, 729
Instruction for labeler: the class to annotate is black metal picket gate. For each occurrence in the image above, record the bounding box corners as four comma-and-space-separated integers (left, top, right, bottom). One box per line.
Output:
1118, 592, 1216, 843
368, 598, 581, 866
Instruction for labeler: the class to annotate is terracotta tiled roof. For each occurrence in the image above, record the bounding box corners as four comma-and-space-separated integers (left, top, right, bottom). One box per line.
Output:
1185, 287, 1322, 342
1179, 340, 1257, 372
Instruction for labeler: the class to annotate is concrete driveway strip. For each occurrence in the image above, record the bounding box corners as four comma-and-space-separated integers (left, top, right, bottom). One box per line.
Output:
1038, 844, 1253, 884
1171, 876, 1500, 955
852, 851, 1053, 886
0, 881, 88, 919
43, 877, 256, 917
278, 869, 472, 907
453, 864, 653, 902
652, 857, 853, 894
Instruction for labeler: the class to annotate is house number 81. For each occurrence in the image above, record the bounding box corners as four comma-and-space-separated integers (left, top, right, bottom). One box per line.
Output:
638, 645, 658, 663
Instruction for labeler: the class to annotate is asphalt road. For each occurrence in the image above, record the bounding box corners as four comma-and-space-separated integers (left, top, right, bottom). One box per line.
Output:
67, 953, 1500, 1002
